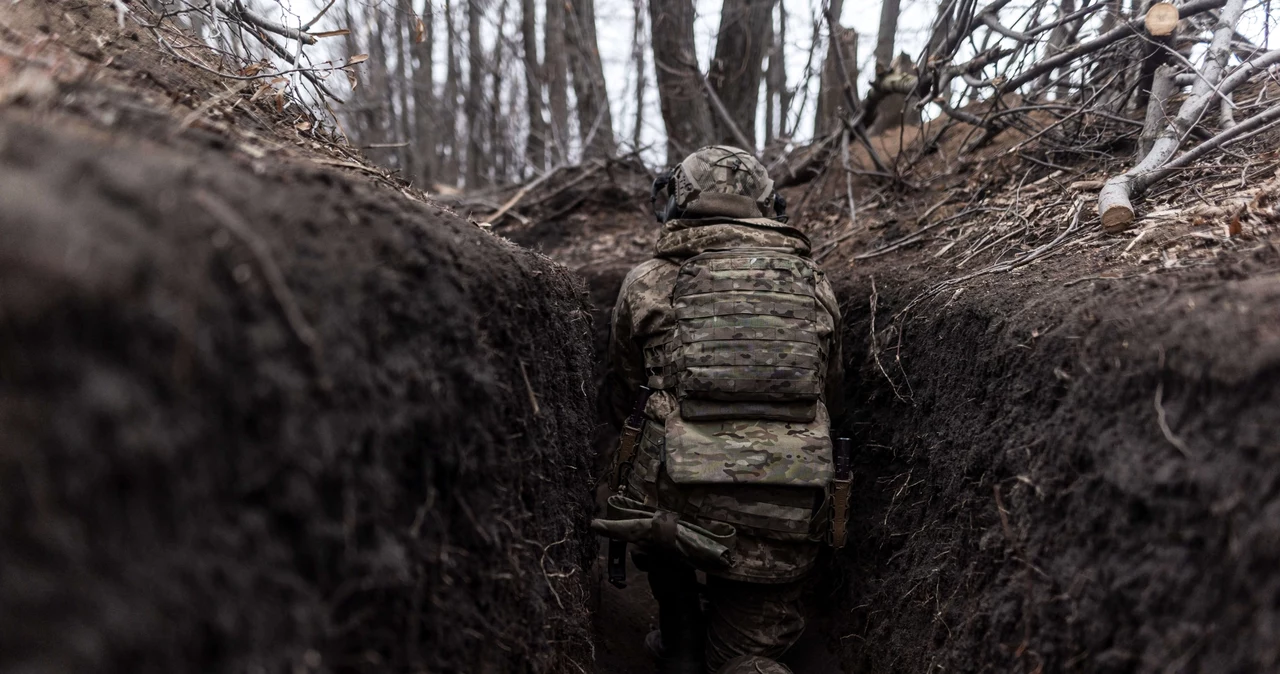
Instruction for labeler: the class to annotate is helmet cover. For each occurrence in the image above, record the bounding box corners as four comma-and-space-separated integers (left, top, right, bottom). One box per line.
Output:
671, 145, 777, 219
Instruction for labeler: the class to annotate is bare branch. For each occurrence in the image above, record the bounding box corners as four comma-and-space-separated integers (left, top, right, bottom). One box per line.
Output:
1098, 0, 1247, 231
1001, 0, 1228, 94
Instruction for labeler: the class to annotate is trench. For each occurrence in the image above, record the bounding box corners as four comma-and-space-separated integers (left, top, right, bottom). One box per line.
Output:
5, 94, 1279, 670
4, 2, 1280, 668
563, 240, 1280, 673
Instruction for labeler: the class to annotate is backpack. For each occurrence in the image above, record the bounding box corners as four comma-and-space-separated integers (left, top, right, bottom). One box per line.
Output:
669, 248, 828, 424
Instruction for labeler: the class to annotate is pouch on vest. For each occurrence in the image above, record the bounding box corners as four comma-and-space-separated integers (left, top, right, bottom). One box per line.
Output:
670, 248, 826, 423
663, 401, 834, 489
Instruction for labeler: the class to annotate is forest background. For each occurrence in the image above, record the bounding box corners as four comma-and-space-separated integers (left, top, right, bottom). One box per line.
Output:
155, 0, 1275, 207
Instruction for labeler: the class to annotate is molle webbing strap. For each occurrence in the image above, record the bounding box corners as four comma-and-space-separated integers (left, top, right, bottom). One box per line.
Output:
643, 335, 677, 390
670, 250, 827, 421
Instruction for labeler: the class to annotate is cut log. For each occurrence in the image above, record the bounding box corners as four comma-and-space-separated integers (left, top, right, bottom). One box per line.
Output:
1145, 3, 1180, 36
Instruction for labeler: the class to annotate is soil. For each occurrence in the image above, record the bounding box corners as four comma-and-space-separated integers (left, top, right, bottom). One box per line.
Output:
0, 4, 596, 674
505, 108, 1280, 673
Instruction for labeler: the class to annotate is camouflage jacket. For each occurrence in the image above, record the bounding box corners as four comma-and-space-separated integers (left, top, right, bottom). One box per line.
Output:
607, 217, 843, 582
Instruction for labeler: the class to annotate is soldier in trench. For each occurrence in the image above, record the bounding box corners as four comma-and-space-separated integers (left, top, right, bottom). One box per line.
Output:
593, 146, 847, 674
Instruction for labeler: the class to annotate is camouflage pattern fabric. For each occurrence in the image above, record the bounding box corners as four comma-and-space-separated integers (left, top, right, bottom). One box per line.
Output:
664, 403, 833, 488
607, 217, 843, 583
671, 249, 825, 419
674, 146, 777, 219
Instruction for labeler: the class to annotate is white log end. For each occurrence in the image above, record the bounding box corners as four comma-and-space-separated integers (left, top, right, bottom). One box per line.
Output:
1098, 180, 1137, 233
1145, 3, 1180, 37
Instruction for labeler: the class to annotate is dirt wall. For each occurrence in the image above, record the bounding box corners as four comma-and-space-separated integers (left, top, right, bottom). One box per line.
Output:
0, 110, 597, 674
832, 256, 1280, 673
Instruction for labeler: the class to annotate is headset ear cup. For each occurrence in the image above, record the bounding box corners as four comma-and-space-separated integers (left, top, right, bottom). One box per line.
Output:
663, 195, 679, 223
774, 193, 787, 219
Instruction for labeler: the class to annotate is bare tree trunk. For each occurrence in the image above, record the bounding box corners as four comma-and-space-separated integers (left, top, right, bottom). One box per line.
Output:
369, 6, 393, 167
565, 0, 616, 158
764, 10, 778, 146
545, 0, 571, 162
873, 0, 901, 73
442, 0, 462, 185
776, 2, 791, 137
465, 0, 486, 188
1036, 0, 1077, 94
631, 0, 646, 151
812, 0, 845, 137
342, 4, 371, 143
708, 0, 776, 149
396, 0, 414, 175
815, 29, 858, 134
649, 0, 714, 163
412, 0, 437, 186
490, 0, 509, 183
521, 0, 547, 172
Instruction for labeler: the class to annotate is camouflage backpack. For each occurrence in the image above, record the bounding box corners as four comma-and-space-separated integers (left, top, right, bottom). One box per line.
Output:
670, 247, 827, 424
650, 246, 835, 493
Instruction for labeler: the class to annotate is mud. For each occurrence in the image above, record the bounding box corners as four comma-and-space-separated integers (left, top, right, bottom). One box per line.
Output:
0, 5, 597, 672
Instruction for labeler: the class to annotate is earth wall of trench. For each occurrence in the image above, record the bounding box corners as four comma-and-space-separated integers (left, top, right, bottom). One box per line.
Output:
0, 111, 599, 673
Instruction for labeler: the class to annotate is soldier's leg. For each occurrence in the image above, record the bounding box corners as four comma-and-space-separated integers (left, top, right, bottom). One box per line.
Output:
702, 576, 806, 672
634, 550, 704, 674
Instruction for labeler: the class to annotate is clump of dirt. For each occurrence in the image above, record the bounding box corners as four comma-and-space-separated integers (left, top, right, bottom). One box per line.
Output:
0, 4, 597, 674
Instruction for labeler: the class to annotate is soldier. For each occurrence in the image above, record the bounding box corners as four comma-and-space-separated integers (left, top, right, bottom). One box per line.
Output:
592, 146, 846, 674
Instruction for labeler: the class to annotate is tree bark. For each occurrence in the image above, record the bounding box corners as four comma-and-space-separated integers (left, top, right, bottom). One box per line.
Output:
395, 0, 414, 175
813, 0, 845, 137
521, 0, 547, 173
764, 9, 779, 146
544, 0, 570, 162
465, 0, 486, 188
631, 0, 646, 151
708, 0, 776, 149
873, 0, 901, 73
565, 0, 615, 158
490, 0, 509, 183
412, 0, 437, 185
369, 5, 394, 167
441, 0, 462, 185
815, 24, 858, 136
776, 2, 790, 138
649, 0, 714, 163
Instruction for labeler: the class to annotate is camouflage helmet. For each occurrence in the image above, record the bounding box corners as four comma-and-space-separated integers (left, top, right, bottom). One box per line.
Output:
671, 145, 779, 219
